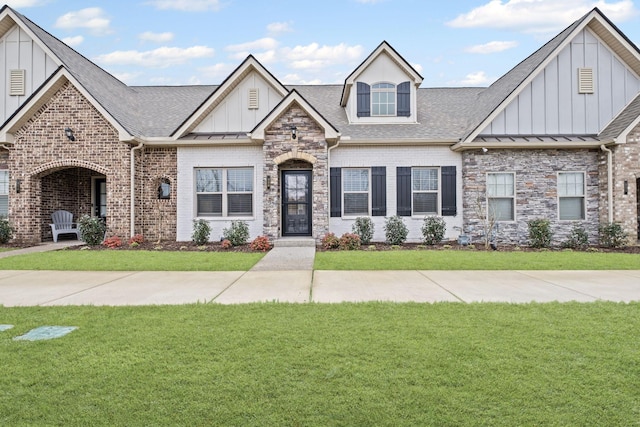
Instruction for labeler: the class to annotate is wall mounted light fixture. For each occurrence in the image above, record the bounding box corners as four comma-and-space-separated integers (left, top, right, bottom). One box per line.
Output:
481, 147, 488, 153
64, 127, 75, 141
266, 175, 271, 189
624, 180, 629, 195
16, 179, 21, 193
290, 126, 297, 140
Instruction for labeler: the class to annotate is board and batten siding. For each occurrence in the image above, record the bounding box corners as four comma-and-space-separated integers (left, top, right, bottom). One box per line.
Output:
193, 70, 284, 133
0, 25, 58, 123
482, 28, 640, 135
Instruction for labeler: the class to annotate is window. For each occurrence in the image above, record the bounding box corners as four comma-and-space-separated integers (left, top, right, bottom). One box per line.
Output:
558, 172, 585, 220
372, 83, 396, 116
157, 178, 171, 199
487, 173, 515, 221
195, 168, 253, 217
412, 168, 438, 215
0, 170, 7, 217
343, 168, 369, 216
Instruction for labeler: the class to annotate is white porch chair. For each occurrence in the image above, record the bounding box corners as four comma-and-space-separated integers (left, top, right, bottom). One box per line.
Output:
49, 210, 81, 242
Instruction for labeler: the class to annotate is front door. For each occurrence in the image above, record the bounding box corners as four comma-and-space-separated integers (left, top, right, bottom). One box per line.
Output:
282, 170, 312, 236
94, 178, 106, 221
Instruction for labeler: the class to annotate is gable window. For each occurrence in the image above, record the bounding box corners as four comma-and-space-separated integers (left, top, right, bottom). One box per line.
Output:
487, 172, 515, 221
0, 170, 7, 217
196, 167, 253, 217
558, 172, 585, 220
412, 168, 438, 215
372, 83, 396, 116
343, 168, 370, 216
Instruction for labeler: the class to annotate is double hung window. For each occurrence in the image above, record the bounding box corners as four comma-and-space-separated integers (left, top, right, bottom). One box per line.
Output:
487, 173, 515, 221
412, 167, 438, 215
558, 172, 585, 220
343, 168, 370, 216
196, 168, 253, 217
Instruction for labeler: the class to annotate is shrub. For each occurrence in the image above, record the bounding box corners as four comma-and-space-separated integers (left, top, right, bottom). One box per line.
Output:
249, 235, 271, 251
528, 218, 553, 248
103, 236, 122, 249
221, 239, 233, 249
223, 220, 249, 246
78, 215, 106, 246
421, 216, 446, 245
352, 217, 374, 244
562, 223, 589, 250
321, 233, 340, 250
339, 233, 361, 250
128, 234, 144, 245
0, 217, 14, 244
599, 222, 628, 248
384, 215, 408, 245
191, 219, 211, 245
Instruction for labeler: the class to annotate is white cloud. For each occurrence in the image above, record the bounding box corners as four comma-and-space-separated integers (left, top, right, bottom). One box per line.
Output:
61, 35, 83, 47
447, 0, 636, 33
282, 73, 323, 85
113, 72, 143, 84
465, 40, 518, 54
94, 45, 214, 68
145, 0, 222, 11
411, 62, 424, 74
226, 38, 279, 53
281, 43, 363, 69
267, 22, 293, 35
5, 0, 48, 6
199, 63, 236, 80
139, 31, 175, 43
459, 71, 492, 86
54, 8, 111, 36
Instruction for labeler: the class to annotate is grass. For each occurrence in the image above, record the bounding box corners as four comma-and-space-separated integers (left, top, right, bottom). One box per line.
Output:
0, 250, 265, 271
1, 303, 639, 425
315, 249, 640, 270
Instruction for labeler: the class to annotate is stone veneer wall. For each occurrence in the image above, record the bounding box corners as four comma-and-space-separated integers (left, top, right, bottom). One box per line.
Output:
135, 147, 177, 241
262, 105, 329, 240
10, 82, 131, 243
610, 124, 640, 241
462, 148, 600, 245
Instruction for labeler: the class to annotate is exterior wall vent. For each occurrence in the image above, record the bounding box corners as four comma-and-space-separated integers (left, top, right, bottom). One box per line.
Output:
10, 69, 25, 96
578, 68, 594, 94
248, 88, 259, 109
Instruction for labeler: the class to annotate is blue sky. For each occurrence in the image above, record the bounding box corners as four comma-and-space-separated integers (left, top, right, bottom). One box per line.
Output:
8, 0, 640, 87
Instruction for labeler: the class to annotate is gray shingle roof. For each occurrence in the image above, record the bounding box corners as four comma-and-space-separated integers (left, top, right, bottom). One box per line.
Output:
599, 93, 640, 141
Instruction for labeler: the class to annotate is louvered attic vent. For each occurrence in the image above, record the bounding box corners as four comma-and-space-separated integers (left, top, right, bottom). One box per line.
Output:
10, 69, 25, 96
578, 68, 594, 94
248, 88, 259, 109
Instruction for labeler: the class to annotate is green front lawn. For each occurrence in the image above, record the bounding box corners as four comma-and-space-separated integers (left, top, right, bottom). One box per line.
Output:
314, 249, 640, 270
1, 303, 638, 425
0, 250, 264, 271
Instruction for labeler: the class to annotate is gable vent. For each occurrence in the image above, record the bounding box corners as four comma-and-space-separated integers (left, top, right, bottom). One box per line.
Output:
10, 69, 25, 96
248, 88, 259, 109
578, 68, 594, 94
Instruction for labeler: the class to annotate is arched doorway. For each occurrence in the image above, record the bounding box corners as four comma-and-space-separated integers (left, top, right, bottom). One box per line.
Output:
278, 158, 314, 237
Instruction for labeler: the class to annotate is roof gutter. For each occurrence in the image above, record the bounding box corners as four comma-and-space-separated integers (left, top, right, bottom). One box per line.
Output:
130, 141, 145, 237
600, 144, 614, 223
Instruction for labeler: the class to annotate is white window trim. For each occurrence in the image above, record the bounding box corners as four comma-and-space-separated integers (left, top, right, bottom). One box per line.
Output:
557, 171, 586, 221
486, 172, 516, 222
371, 82, 396, 117
342, 167, 371, 218
0, 170, 8, 218
194, 167, 254, 219
411, 167, 440, 217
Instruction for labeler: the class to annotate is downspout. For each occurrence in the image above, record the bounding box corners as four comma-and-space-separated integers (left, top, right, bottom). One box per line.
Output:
600, 144, 613, 223
131, 142, 145, 237
327, 137, 341, 227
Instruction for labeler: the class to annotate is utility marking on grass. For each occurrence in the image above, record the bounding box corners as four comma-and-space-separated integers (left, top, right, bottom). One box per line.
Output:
0, 324, 14, 331
13, 326, 78, 341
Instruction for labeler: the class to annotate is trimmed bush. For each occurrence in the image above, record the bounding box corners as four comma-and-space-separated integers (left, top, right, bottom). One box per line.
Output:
0, 217, 14, 244
339, 233, 361, 250
128, 234, 144, 246
221, 239, 233, 249
562, 223, 589, 250
103, 236, 122, 249
321, 233, 340, 250
384, 215, 408, 246
421, 216, 446, 245
352, 217, 374, 245
528, 218, 553, 248
249, 236, 271, 251
78, 215, 107, 246
222, 220, 250, 246
191, 219, 211, 245
599, 222, 628, 248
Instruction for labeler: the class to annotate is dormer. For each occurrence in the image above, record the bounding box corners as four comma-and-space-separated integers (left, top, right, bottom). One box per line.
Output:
341, 41, 423, 124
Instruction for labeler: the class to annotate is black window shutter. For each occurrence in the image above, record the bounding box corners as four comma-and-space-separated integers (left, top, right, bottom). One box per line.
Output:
371, 167, 386, 216
357, 82, 370, 117
397, 81, 410, 117
330, 167, 342, 217
396, 167, 412, 216
441, 166, 457, 216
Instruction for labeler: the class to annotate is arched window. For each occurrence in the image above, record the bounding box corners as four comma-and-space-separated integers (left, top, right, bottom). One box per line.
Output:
371, 82, 396, 116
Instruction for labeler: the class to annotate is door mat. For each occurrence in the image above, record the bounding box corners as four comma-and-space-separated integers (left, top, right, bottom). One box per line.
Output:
0, 324, 14, 332
13, 326, 78, 341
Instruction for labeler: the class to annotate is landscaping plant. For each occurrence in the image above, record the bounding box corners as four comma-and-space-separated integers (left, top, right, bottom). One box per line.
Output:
249, 236, 271, 251
384, 215, 408, 245
0, 217, 14, 243
339, 233, 361, 250
321, 233, 340, 250
599, 222, 628, 248
352, 217, 374, 244
191, 219, 211, 245
421, 216, 446, 245
562, 223, 589, 250
78, 215, 106, 246
103, 236, 122, 249
223, 220, 250, 246
528, 218, 553, 248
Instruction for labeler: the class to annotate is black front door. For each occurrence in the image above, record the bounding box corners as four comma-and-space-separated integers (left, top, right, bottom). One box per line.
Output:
282, 170, 312, 236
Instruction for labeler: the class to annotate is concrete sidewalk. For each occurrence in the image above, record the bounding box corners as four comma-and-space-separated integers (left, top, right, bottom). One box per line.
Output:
0, 269, 639, 306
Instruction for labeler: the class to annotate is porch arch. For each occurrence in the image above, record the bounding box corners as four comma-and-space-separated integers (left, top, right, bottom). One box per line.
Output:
273, 149, 317, 165
30, 159, 110, 177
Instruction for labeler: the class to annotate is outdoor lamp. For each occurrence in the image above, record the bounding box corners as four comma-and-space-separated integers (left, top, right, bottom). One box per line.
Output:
64, 127, 75, 141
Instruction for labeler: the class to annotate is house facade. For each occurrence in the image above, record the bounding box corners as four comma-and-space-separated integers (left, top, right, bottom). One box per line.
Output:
0, 5, 639, 245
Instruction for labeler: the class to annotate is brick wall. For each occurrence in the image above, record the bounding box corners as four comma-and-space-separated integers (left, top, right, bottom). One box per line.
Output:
613, 124, 640, 241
